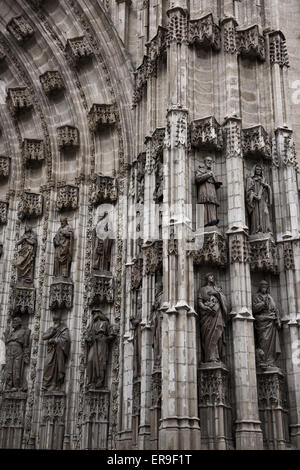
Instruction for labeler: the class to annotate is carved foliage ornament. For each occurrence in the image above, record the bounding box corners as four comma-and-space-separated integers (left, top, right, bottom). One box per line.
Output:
275, 128, 298, 171
88, 104, 117, 132
7, 87, 33, 116
143, 241, 163, 275
57, 125, 80, 150
198, 367, 230, 406
66, 36, 94, 66
89, 275, 114, 306
18, 192, 43, 220
131, 258, 143, 290
230, 234, 250, 264
189, 13, 221, 51
236, 25, 266, 61
22, 139, 44, 167
167, 7, 188, 45
222, 18, 237, 54
6, 16, 34, 43
49, 282, 73, 310
13, 286, 36, 315
40, 71, 65, 96
250, 238, 278, 274
242, 126, 271, 160
0, 157, 10, 178
56, 185, 79, 211
0, 201, 8, 224
269, 31, 289, 68
190, 232, 227, 267
90, 175, 118, 206
191, 116, 223, 151
0, 43, 6, 61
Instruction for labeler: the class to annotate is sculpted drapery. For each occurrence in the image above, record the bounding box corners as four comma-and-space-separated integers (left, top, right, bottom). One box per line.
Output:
246, 164, 272, 235
195, 157, 222, 228
53, 217, 74, 279
16, 226, 37, 284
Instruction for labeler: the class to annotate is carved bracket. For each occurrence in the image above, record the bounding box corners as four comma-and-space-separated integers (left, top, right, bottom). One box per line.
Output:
57, 125, 80, 150
6, 16, 34, 43
89, 175, 118, 206
198, 364, 230, 406
257, 370, 287, 409
22, 139, 44, 167
13, 286, 35, 315
88, 104, 117, 132
65, 36, 94, 67
191, 116, 223, 151
56, 185, 79, 211
89, 274, 114, 306
0, 156, 10, 179
7, 87, 33, 116
49, 282, 73, 310
237, 25, 266, 61
189, 231, 227, 267
18, 192, 43, 220
40, 71, 65, 96
189, 13, 221, 51
0, 201, 8, 224
249, 237, 278, 274
83, 389, 110, 422
242, 125, 271, 160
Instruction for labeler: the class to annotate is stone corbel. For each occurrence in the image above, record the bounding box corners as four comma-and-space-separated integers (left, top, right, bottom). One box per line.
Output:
189, 13, 221, 52
6, 16, 34, 43
13, 286, 36, 315
242, 125, 271, 161
17, 191, 43, 220
6, 87, 33, 116
49, 282, 73, 310
0, 156, 10, 179
236, 24, 266, 61
88, 104, 117, 132
22, 139, 45, 168
191, 116, 223, 151
56, 184, 79, 212
40, 71, 65, 96
89, 274, 114, 306
65, 36, 94, 67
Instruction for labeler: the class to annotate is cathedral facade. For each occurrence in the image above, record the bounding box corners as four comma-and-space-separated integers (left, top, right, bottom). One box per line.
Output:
0, 0, 300, 451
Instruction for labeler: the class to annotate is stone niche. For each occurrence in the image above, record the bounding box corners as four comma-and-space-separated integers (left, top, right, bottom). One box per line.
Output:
6, 16, 35, 43
57, 125, 80, 151
242, 125, 271, 161
0, 156, 10, 179
89, 274, 114, 306
236, 24, 266, 61
0, 201, 8, 224
40, 70, 65, 96
40, 392, 66, 450
189, 13, 221, 51
7, 87, 33, 116
90, 175, 118, 206
13, 286, 36, 315
88, 104, 117, 132
17, 192, 43, 220
191, 116, 223, 152
22, 138, 44, 168
65, 36, 94, 67
56, 185, 79, 212
49, 282, 73, 310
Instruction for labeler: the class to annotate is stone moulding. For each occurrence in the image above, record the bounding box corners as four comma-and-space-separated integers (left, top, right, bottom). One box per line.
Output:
0, 201, 8, 224
242, 125, 271, 160
268, 30, 289, 68
57, 125, 80, 150
7, 87, 33, 116
142, 240, 163, 275
89, 175, 118, 206
189, 231, 227, 268
17, 192, 43, 220
65, 36, 94, 67
89, 274, 114, 306
56, 184, 79, 211
236, 24, 266, 61
49, 282, 73, 310
249, 237, 278, 274
88, 104, 117, 132
0, 156, 10, 179
191, 116, 223, 151
22, 138, 45, 167
40, 70, 65, 96
188, 13, 221, 51
6, 16, 34, 43
13, 286, 36, 315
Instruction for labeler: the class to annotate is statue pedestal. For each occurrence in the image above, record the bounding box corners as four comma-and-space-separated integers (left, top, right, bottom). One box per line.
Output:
257, 368, 289, 449
131, 378, 141, 449
40, 391, 66, 449
150, 369, 161, 450
0, 390, 27, 449
82, 389, 110, 450
198, 362, 233, 450
249, 233, 278, 274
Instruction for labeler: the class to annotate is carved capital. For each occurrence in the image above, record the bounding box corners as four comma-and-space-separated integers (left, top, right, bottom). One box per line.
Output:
7, 87, 33, 116
89, 274, 114, 306
56, 185, 79, 211
22, 139, 44, 167
13, 286, 36, 315
6, 16, 34, 43
57, 125, 80, 150
18, 192, 43, 220
242, 125, 271, 160
88, 104, 117, 132
49, 282, 73, 310
249, 237, 278, 274
237, 25, 266, 61
189, 13, 221, 51
269, 31, 289, 68
191, 116, 223, 151
0, 156, 10, 179
167, 7, 188, 45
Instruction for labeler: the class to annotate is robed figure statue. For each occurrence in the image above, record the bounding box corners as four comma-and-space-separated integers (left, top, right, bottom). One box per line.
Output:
4, 317, 31, 391
252, 280, 281, 369
16, 226, 37, 285
151, 279, 163, 370
198, 273, 228, 363
92, 211, 114, 272
195, 156, 222, 228
246, 164, 272, 235
85, 310, 114, 390
42, 312, 70, 392
53, 217, 74, 278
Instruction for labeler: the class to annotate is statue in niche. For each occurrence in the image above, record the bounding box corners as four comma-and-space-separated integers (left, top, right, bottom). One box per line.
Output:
195, 156, 222, 228
85, 309, 114, 390
151, 278, 163, 370
53, 217, 74, 279
42, 311, 70, 392
92, 211, 114, 272
3, 317, 31, 391
252, 280, 281, 369
15, 225, 37, 285
197, 273, 228, 363
246, 163, 273, 235
131, 289, 142, 380
153, 160, 163, 203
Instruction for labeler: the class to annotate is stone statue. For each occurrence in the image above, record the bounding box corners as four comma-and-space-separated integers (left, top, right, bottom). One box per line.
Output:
53, 217, 74, 278
131, 289, 142, 380
3, 317, 31, 391
15, 225, 37, 285
246, 163, 272, 235
92, 211, 114, 272
42, 312, 70, 392
151, 279, 163, 370
85, 309, 114, 390
195, 157, 222, 227
153, 160, 163, 203
252, 280, 281, 369
198, 273, 228, 363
